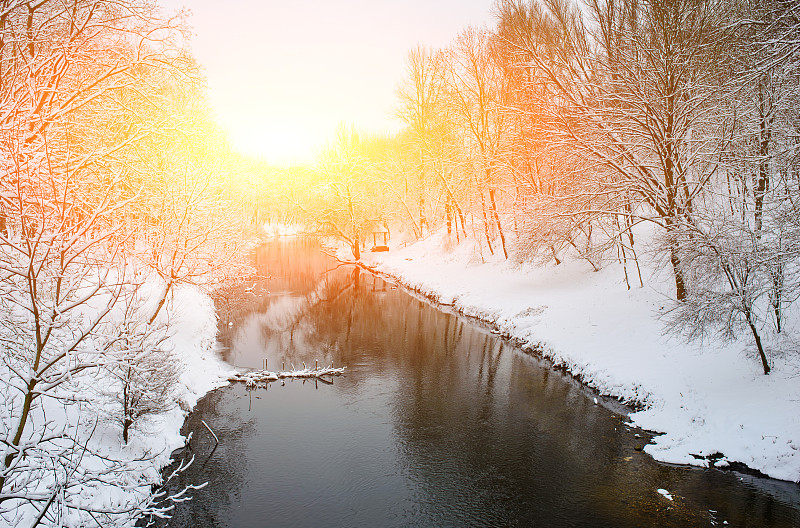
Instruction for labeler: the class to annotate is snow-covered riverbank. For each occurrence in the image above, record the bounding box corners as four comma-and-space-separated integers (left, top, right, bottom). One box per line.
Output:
1, 280, 232, 528
98, 283, 233, 522
125, 282, 233, 464
361, 232, 800, 483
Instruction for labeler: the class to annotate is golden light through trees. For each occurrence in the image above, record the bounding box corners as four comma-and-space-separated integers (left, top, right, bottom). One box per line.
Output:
1, 0, 799, 523
0, 1, 248, 521
263, 0, 800, 376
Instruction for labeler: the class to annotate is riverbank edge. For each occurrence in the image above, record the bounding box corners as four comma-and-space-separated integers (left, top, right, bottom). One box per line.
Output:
356, 261, 773, 480
353, 242, 800, 485
124, 281, 234, 525
357, 260, 639, 407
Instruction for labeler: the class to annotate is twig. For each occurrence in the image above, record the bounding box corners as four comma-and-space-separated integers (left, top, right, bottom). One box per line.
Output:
29, 486, 59, 528
201, 419, 219, 447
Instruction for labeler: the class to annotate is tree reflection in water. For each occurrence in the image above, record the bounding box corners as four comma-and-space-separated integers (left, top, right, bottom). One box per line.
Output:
153, 237, 800, 528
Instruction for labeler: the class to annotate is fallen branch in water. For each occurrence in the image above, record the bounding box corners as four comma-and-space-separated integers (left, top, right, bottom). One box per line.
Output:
201, 419, 219, 447
228, 365, 346, 388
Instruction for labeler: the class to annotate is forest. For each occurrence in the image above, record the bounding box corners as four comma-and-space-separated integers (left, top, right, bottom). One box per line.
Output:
0, 0, 247, 524
257, 0, 800, 378
1, 0, 799, 525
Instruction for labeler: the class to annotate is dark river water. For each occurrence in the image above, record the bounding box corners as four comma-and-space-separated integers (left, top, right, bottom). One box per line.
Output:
154, 237, 800, 527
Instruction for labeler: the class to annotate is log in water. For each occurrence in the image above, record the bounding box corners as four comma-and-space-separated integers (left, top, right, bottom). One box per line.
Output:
228, 365, 346, 387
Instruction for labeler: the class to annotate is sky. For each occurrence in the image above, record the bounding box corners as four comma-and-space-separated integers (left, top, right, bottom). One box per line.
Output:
159, 0, 497, 165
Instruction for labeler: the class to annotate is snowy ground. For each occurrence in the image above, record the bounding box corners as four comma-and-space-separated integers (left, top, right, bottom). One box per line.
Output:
127, 281, 234, 458
2, 279, 233, 528
361, 231, 800, 483
98, 281, 234, 521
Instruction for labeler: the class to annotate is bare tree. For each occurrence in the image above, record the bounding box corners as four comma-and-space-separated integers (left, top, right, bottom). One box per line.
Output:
662, 0, 800, 374
667, 213, 774, 374
496, 0, 735, 299
96, 294, 180, 444
445, 27, 513, 258
0, 0, 218, 524
396, 45, 454, 239
300, 125, 391, 260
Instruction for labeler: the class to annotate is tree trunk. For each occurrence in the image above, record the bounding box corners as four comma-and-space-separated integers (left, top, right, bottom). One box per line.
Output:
665, 216, 687, 301
773, 260, 783, 333
417, 149, 428, 235
1, 381, 35, 493
123, 418, 132, 444
437, 169, 467, 239
670, 248, 687, 301
755, 79, 772, 239
550, 246, 561, 265
149, 279, 174, 325
479, 191, 494, 255
456, 204, 467, 240
489, 188, 508, 259
746, 314, 770, 375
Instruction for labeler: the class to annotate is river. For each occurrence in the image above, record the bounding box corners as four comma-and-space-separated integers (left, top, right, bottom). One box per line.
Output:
153, 237, 800, 527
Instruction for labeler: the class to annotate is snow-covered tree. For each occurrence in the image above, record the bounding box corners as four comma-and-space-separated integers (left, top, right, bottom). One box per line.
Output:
0, 0, 219, 523
661, 0, 800, 374
300, 125, 391, 260
444, 27, 514, 258
96, 296, 181, 444
496, 0, 735, 299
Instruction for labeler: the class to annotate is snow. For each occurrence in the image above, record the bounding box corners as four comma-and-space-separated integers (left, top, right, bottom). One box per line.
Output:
1, 276, 233, 528
228, 365, 346, 388
164, 283, 234, 410
102, 281, 234, 515
262, 222, 304, 237
657, 489, 674, 501
361, 230, 800, 483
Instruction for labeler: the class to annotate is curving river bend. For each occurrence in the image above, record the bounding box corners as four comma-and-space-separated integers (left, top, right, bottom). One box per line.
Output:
154, 237, 800, 527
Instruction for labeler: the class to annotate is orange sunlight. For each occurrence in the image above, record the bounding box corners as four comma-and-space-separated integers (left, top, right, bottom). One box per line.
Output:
159, 0, 494, 165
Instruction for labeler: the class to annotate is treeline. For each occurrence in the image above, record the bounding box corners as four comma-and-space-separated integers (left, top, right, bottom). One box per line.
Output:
279, 0, 800, 376
0, 1, 245, 524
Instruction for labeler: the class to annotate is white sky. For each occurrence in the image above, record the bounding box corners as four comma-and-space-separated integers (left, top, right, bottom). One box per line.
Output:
159, 0, 496, 165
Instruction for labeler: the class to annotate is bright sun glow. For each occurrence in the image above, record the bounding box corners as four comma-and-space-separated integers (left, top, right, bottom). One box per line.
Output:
210, 87, 401, 166
160, 0, 493, 166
